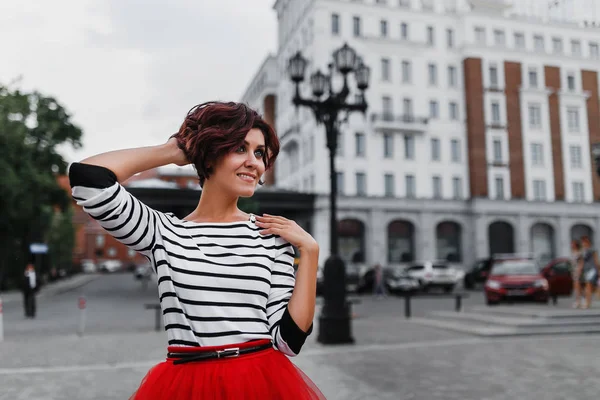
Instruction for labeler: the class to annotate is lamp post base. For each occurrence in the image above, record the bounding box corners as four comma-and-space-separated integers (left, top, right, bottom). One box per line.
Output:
316, 255, 355, 345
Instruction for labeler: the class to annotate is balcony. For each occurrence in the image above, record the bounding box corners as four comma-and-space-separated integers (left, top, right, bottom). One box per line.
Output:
371, 113, 429, 134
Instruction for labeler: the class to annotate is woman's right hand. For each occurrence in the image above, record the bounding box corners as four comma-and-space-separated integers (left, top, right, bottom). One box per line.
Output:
166, 136, 190, 166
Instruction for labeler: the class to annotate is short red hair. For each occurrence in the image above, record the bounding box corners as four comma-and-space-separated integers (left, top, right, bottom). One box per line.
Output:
173, 102, 279, 186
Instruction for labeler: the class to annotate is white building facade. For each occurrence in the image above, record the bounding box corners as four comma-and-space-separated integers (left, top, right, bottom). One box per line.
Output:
241, 0, 600, 269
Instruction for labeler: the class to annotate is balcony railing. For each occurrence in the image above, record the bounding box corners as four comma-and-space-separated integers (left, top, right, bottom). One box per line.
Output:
371, 113, 429, 134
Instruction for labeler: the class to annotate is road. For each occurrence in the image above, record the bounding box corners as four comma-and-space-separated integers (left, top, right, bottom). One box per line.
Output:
1, 274, 599, 400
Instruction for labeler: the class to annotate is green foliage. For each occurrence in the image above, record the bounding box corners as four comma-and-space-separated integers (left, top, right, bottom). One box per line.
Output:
0, 84, 82, 290
48, 207, 76, 273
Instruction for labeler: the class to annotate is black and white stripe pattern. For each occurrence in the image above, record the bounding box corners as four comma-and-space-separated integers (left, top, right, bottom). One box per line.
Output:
69, 162, 311, 356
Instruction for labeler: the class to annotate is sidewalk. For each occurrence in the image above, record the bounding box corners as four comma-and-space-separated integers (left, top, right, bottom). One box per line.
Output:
0, 273, 100, 306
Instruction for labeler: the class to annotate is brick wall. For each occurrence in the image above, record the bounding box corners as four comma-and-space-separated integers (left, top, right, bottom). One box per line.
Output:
463, 58, 488, 197
545, 66, 565, 200
505, 62, 525, 198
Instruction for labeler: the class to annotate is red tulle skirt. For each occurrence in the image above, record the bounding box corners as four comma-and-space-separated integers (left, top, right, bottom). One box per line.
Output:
129, 339, 326, 400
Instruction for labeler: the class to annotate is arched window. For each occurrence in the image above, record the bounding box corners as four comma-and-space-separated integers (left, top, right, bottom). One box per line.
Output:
338, 219, 365, 264
530, 223, 555, 265
436, 221, 462, 262
388, 220, 415, 263
488, 221, 515, 256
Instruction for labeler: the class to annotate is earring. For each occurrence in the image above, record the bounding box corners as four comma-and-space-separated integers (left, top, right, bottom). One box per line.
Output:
258, 179, 265, 186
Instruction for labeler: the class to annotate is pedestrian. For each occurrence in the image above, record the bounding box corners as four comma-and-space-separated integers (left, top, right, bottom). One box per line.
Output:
68, 102, 325, 399
576, 236, 599, 309
372, 263, 386, 299
22, 263, 37, 318
571, 239, 584, 308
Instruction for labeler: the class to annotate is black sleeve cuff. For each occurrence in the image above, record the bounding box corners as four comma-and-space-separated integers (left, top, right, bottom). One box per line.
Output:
69, 162, 117, 189
279, 306, 313, 354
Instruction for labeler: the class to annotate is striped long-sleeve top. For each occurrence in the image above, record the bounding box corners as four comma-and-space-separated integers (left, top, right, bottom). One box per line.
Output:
68, 162, 312, 356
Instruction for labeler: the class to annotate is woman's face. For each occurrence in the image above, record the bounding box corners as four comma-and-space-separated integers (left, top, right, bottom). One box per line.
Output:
209, 128, 266, 197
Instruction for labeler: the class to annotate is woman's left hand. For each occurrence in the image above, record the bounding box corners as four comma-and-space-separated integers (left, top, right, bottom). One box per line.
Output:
255, 214, 318, 252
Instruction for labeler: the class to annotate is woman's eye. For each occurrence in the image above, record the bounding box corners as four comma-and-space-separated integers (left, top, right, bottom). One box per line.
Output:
255, 149, 265, 158
236, 146, 245, 153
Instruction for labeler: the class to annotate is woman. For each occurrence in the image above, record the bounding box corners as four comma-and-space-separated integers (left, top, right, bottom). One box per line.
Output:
576, 236, 599, 309
68, 102, 325, 399
571, 239, 583, 308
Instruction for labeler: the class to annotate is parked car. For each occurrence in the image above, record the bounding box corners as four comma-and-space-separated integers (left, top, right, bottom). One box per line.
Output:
539, 257, 574, 302
464, 254, 537, 290
484, 258, 550, 305
81, 259, 97, 273
356, 265, 421, 294
98, 259, 123, 273
404, 261, 460, 292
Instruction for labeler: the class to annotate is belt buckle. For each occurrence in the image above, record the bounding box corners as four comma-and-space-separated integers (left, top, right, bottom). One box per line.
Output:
217, 347, 240, 358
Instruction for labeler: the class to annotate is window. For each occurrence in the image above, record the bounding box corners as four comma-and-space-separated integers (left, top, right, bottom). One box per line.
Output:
570, 145, 582, 168
353, 16, 361, 37
449, 102, 459, 120
528, 69, 538, 88
475, 27, 486, 45
384, 174, 394, 197
567, 74, 575, 91
107, 247, 117, 257
573, 182, 585, 203
309, 136, 315, 161
534, 35, 545, 52
401, 60, 411, 83
495, 176, 504, 199
405, 174, 416, 198
528, 103, 542, 129
427, 26, 435, 46
380, 20, 388, 37
128, 249, 136, 258
514, 32, 525, 49
451, 139, 460, 162
402, 98, 413, 116
567, 107, 580, 132
310, 174, 315, 190
429, 100, 439, 119
552, 37, 563, 54
571, 40, 581, 56
493, 29, 505, 46
331, 14, 340, 35
355, 132, 366, 156
447, 28, 454, 48
382, 96, 393, 119
491, 102, 501, 124
590, 42, 599, 59
431, 138, 440, 161
452, 177, 462, 199
428, 63, 437, 85
489, 65, 498, 87
356, 172, 366, 196
404, 135, 415, 159
336, 172, 344, 194
493, 139, 502, 162
448, 65, 457, 87
432, 176, 442, 198
401, 22, 409, 40
381, 58, 391, 81
95, 234, 105, 247
383, 133, 393, 158
533, 179, 546, 201
531, 143, 544, 166
337, 131, 344, 156
399, 0, 410, 7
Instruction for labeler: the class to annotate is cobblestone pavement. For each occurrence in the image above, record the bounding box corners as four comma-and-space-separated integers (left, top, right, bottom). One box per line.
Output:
1, 275, 599, 399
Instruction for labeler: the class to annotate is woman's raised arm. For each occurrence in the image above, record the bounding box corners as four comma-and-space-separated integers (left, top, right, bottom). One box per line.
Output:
80, 138, 189, 183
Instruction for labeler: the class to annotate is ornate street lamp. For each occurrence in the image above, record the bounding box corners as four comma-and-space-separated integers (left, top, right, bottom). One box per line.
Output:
287, 43, 370, 344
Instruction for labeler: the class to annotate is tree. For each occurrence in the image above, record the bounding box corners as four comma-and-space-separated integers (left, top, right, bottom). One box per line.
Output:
0, 84, 82, 290
48, 207, 76, 275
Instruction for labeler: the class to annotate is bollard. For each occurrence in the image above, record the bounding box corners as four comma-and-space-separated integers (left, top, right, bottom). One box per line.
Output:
455, 294, 462, 312
404, 294, 411, 318
0, 297, 3, 342
78, 295, 86, 336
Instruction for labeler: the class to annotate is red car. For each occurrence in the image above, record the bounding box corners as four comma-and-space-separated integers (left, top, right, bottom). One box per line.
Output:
485, 258, 550, 305
484, 257, 574, 305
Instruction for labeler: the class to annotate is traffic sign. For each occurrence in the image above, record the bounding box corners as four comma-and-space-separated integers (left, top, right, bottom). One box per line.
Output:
29, 243, 48, 254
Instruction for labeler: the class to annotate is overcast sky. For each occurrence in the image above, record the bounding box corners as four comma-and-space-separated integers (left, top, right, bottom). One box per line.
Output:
0, 0, 277, 163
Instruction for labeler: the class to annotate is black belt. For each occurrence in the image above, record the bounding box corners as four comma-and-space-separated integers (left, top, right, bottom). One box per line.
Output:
168, 342, 273, 365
